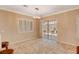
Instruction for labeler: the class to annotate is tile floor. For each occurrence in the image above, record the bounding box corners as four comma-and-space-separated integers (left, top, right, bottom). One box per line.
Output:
9, 38, 74, 54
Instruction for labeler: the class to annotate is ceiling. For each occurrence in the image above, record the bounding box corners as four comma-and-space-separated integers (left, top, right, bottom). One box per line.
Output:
0, 5, 79, 17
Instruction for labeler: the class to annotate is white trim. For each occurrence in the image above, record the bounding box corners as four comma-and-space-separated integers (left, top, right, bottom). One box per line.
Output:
0, 6, 79, 17
0, 7, 33, 17
59, 41, 77, 46
43, 7, 79, 17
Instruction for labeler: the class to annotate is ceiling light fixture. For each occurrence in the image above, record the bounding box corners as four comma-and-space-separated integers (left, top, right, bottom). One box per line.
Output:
33, 16, 41, 19
33, 7, 41, 19
23, 5, 28, 8
35, 8, 39, 11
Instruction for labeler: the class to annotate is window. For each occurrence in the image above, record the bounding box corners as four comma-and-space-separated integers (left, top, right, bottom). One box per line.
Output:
18, 18, 34, 33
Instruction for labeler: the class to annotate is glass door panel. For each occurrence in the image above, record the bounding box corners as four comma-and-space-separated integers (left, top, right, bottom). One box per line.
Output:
41, 20, 57, 40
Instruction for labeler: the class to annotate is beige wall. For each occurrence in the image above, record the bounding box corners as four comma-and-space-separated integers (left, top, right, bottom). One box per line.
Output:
1, 9, 79, 46
0, 8, 79, 53
42, 9, 79, 53
0, 9, 39, 45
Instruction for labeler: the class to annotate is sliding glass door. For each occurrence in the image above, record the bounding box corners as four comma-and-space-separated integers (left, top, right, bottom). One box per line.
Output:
41, 20, 57, 40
